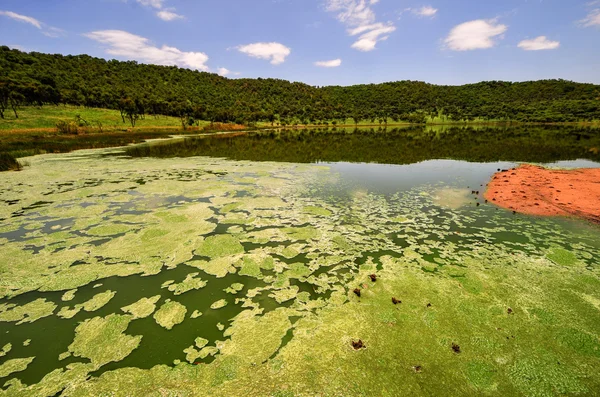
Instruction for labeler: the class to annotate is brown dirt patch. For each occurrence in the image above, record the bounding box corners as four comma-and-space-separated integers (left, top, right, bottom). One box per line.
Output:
484, 164, 600, 223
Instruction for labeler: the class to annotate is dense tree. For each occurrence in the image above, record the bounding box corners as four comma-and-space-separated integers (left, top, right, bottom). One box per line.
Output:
1, 46, 600, 125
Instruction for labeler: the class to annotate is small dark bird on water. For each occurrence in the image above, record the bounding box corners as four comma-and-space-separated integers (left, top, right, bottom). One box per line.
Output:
507, 307, 513, 314
351, 340, 364, 350
353, 288, 361, 297
452, 343, 461, 354
369, 274, 377, 282
392, 297, 401, 304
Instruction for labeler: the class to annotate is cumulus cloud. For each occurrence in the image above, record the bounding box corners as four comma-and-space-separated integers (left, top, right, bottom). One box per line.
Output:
217, 67, 230, 76
84, 30, 209, 71
444, 19, 507, 51
579, 8, 600, 27
518, 36, 560, 51
325, 0, 395, 51
315, 59, 342, 67
156, 10, 183, 21
0, 10, 42, 28
413, 6, 438, 17
236, 42, 291, 65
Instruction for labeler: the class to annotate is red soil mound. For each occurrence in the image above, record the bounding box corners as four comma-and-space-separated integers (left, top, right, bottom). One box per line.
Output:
485, 164, 600, 223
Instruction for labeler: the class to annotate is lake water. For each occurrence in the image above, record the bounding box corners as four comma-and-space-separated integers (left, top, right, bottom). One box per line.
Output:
1, 126, 599, 396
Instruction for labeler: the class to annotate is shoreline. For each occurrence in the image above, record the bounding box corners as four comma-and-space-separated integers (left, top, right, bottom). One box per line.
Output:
2, 121, 600, 135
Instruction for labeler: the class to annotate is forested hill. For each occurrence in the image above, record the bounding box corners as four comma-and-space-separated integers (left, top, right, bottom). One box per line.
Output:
1, 46, 600, 124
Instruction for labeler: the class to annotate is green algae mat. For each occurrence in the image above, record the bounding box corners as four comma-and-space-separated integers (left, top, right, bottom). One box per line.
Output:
1, 128, 600, 396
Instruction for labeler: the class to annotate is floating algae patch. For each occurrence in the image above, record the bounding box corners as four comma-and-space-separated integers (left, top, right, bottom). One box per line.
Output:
1, 142, 600, 395
57, 305, 82, 319
187, 257, 238, 278
81, 290, 116, 312
167, 273, 207, 295
68, 314, 142, 369
195, 337, 209, 349
269, 286, 300, 304
0, 299, 56, 325
61, 289, 77, 302
508, 356, 588, 396
283, 226, 320, 242
154, 300, 187, 330
0, 357, 35, 378
220, 308, 294, 365
195, 235, 245, 259
303, 206, 332, 217
0, 343, 11, 357
210, 299, 228, 310
86, 223, 134, 237
183, 345, 202, 364
224, 283, 244, 294
546, 247, 580, 267
121, 295, 161, 319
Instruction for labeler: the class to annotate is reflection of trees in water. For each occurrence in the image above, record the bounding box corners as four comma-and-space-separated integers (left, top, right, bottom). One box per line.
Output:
126, 126, 600, 165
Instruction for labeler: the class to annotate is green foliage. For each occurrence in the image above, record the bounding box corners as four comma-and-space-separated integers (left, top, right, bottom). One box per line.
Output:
0, 152, 21, 171
1, 46, 600, 124
55, 120, 79, 134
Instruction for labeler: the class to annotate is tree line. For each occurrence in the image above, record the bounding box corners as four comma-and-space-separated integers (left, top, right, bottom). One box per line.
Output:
1, 46, 600, 125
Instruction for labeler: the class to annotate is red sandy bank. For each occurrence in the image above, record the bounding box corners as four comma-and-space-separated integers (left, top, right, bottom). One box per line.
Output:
485, 164, 600, 223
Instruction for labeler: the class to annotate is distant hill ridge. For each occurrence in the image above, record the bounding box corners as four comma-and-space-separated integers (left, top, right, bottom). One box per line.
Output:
1, 46, 599, 124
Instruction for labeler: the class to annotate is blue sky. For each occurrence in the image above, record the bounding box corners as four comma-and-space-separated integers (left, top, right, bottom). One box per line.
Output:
1, 0, 599, 86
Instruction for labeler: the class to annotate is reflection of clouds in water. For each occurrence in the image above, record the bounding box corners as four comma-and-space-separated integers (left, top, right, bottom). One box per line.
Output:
432, 188, 472, 210
351, 188, 369, 200
141, 195, 171, 209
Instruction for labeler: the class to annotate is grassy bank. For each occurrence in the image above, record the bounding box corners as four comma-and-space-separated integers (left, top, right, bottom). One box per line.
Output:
0, 105, 205, 132
2, 106, 599, 134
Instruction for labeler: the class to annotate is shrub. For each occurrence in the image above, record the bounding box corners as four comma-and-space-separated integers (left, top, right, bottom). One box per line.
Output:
0, 153, 22, 171
56, 120, 79, 134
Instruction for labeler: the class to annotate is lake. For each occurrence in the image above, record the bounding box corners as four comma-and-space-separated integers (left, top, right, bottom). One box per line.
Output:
1, 125, 599, 396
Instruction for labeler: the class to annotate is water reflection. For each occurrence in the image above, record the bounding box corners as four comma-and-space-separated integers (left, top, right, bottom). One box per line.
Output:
125, 126, 600, 165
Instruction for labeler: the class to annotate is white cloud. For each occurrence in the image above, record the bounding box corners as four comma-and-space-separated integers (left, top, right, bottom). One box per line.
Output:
579, 8, 600, 27
136, 0, 164, 9
444, 19, 507, 51
42, 27, 67, 38
413, 6, 438, 17
518, 36, 560, 51
325, 0, 395, 51
0, 10, 65, 38
156, 10, 183, 21
315, 58, 342, 67
0, 10, 42, 29
217, 67, 231, 76
84, 30, 209, 71
350, 22, 395, 51
135, 0, 184, 21
237, 42, 291, 65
